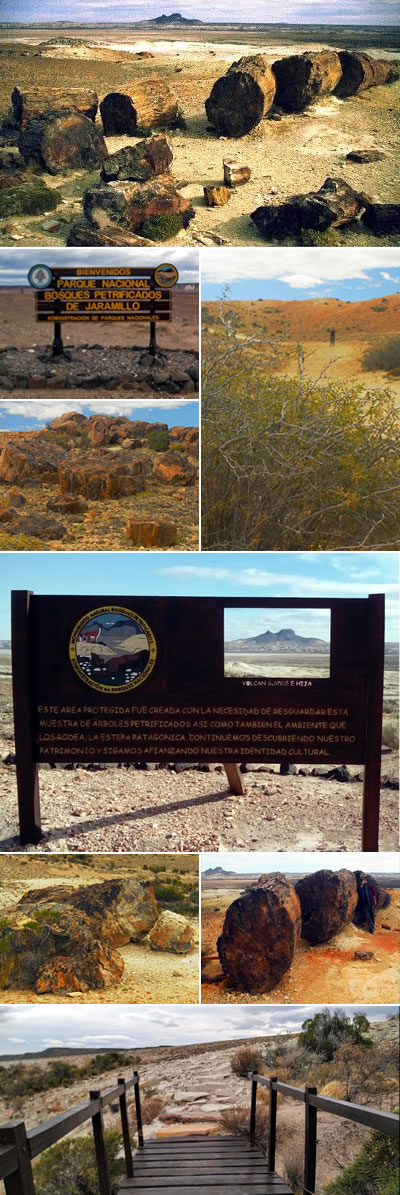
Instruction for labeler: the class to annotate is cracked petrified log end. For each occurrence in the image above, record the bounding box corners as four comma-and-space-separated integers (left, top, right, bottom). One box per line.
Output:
217, 872, 301, 993
205, 54, 276, 136
100, 82, 181, 135
83, 179, 194, 233
11, 85, 98, 126
18, 109, 108, 174
272, 50, 342, 111
251, 176, 367, 239
295, 869, 358, 945
334, 51, 395, 98
203, 184, 231, 207
223, 160, 251, 186
126, 519, 178, 548
100, 135, 173, 182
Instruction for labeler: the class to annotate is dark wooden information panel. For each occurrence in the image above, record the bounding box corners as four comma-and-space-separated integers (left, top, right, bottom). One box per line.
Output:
35, 266, 173, 323
12, 592, 384, 849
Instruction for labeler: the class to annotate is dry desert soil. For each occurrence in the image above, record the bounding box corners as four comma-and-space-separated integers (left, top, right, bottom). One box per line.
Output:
203, 292, 400, 401
0, 853, 199, 1005
201, 881, 400, 1005
0, 28, 399, 246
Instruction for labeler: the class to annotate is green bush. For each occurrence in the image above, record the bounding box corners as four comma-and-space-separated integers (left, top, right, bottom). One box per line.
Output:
324, 1125, 399, 1195
147, 428, 169, 452
300, 227, 342, 247
0, 180, 59, 217
362, 335, 400, 373
299, 1011, 371, 1062
141, 212, 183, 241
34, 1128, 127, 1195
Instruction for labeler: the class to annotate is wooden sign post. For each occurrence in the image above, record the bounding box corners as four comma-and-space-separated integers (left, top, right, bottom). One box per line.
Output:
29, 263, 178, 360
11, 592, 385, 849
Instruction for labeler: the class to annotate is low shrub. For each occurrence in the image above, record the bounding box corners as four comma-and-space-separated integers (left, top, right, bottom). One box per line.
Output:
283, 1143, 304, 1195
219, 1103, 270, 1150
34, 1128, 126, 1195
0, 179, 59, 217
231, 1044, 264, 1078
141, 212, 183, 241
139, 1095, 166, 1124
361, 335, 400, 373
324, 1125, 399, 1195
147, 428, 169, 453
382, 717, 399, 749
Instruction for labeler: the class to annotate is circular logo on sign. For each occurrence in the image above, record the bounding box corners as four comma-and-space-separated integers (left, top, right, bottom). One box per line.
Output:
154, 263, 179, 289
28, 264, 53, 289
69, 606, 157, 693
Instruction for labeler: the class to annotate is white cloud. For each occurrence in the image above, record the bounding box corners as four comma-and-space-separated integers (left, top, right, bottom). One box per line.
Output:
202, 248, 400, 288
0, 399, 198, 420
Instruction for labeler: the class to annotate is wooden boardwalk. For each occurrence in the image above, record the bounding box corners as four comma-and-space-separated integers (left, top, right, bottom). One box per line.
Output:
118, 1134, 293, 1194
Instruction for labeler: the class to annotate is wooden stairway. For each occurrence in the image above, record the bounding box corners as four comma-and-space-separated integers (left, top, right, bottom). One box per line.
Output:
118, 1134, 293, 1193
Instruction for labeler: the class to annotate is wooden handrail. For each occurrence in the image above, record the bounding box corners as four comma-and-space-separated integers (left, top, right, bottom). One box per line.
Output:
0, 1071, 141, 1194
248, 1072, 399, 1195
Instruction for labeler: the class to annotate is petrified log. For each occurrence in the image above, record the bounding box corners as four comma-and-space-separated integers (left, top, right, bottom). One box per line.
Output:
4, 897, 126, 993
203, 184, 230, 206
83, 178, 195, 234
100, 135, 173, 182
251, 176, 367, 239
18, 110, 108, 175
126, 519, 178, 548
223, 159, 251, 186
148, 910, 195, 953
11, 85, 98, 126
19, 878, 158, 946
295, 869, 358, 944
0, 438, 67, 484
205, 54, 276, 136
100, 82, 181, 134
335, 51, 395, 98
66, 220, 155, 246
217, 872, 301, 992
272, 50, 342, 111
58, 452, 153, 499
361, 203, 400, 236
152, 451, 196, 485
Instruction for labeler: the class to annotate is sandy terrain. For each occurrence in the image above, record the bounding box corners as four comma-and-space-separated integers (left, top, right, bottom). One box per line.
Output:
0, 853, 199, 1005
201, 886, 400, 1005
0, 289, 199, 354
203, 293, 400, 398
0, 1023, 396, 1192
0, 29, 399, 247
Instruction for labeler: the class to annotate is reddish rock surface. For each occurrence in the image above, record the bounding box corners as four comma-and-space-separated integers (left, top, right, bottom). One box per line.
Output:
272, 50, 342, 111
19, 877, 158, 947
217, 872, 301, 992
295, 869, 358, 944
0, 438, 66, 483
152, 450, 196, 486
58, 452, 153, 498
126, 519, 178, 547
83, 178, 195, 234
148, 910, 195, 954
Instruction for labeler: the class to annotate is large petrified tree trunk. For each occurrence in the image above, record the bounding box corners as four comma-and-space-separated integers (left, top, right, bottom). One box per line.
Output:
335, 51, 395, 97
100, 135, 173, 182
11, 86, 98, 126
251, 176, 368, 239
83, 178, 195, 234
217, 872, 301, 992
18, 110, 108, 174
295, 869, 358, 944
100, 82, 181, 134
205, 54, 276, 136
67, 220, 155, 246
272, 50, 342, 111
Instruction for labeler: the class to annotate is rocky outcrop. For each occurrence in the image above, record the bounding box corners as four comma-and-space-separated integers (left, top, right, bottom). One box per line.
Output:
272, 50, 342, 111
295, 869, 358, 944
15, 512, 66, 540
58, 452, 153, 499
19, 878, 158, 946
148, 911, 195, 954
217, 872, 301, 992
126, 519, 178, 547
83, 178, 195, 235
251, 177, 367, 240
152, 451, 196, 486
18, 110, 108, 175
101, 135, 173, 182
50, 412, 87, 431
0, 438, 66, 483
11, 86, 98, 126
205, 54, 276, 136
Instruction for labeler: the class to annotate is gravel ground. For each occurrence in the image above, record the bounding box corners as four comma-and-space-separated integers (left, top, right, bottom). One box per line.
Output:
0, 761, 398, 853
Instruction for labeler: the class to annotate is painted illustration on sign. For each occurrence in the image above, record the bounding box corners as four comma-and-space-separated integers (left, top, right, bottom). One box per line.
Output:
224, 608, 331, 679
69, 606, 157, 693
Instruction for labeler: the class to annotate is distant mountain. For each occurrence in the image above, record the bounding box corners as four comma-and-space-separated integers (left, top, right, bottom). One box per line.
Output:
203, 867, 236, 876
149, 12, 203, 25
225, 628, 330, 654
0, 640, 11, 650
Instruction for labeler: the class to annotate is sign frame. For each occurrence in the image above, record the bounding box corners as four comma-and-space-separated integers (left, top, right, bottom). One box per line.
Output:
11, 591, 385, 850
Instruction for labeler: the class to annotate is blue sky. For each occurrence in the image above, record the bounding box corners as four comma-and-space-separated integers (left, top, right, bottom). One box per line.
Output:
0, 248, 198, 288
224, 607, 331, 642
201, 850, 399, 874
0, 1005, 395, 1056
1, 2, 399, 26
202, 248, 400, 302
1, 550, 398, 639
0, 399, 199, 430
